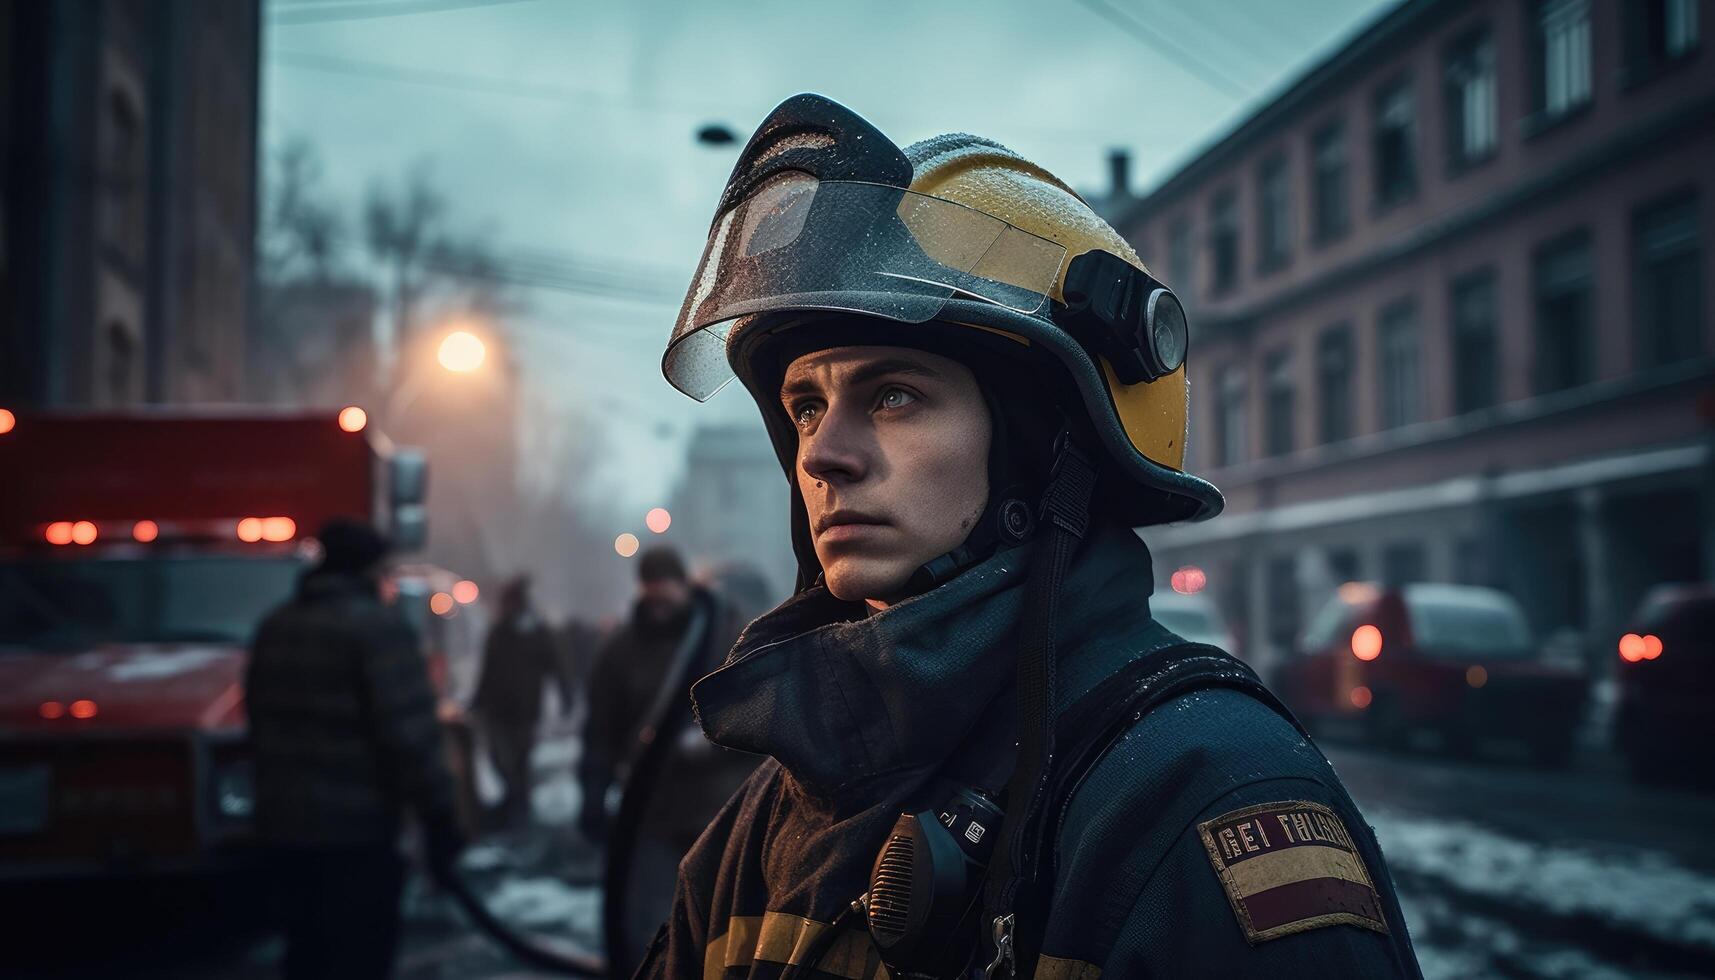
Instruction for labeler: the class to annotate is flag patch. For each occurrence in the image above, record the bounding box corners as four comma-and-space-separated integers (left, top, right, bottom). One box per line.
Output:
1197, 800, 1388, 944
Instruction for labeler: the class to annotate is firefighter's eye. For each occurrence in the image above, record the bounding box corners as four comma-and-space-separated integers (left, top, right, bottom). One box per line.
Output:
791, 401, 822, 428
876, 387, 916, 412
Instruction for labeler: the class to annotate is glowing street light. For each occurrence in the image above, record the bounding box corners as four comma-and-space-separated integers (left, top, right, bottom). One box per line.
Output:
437, 330, 487, 373
452, 579, 480, 604
645, 507, 672, 534
338, 406, 368, 433
615, 533, 640, 558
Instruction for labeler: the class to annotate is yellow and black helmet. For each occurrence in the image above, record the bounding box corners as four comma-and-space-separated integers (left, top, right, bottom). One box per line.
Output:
664, 94, 1222, 529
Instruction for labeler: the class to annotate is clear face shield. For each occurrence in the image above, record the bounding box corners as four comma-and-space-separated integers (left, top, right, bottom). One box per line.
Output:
664, 172, 1069, 401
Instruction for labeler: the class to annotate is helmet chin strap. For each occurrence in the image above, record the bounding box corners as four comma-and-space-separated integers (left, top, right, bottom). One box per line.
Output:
893, 486, 1036, 600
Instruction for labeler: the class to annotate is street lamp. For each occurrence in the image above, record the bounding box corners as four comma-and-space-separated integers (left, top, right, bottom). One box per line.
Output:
437, 330, 487, 373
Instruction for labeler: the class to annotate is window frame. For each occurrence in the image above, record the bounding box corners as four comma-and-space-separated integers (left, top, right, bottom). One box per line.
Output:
1317, 324, 1355, 445
1208, 188, 1241, 298
1372, 74, 1419, 209
1631, 188, 1704, 367
1256, 153, 1293, 274
1378, 297, 1423, 430
1531, 227, 1596, 395
1450, 267, 1499, 414
1263, 346, 1296, 457
1310, 120, 1351, 244
1443, 24, 1499, 173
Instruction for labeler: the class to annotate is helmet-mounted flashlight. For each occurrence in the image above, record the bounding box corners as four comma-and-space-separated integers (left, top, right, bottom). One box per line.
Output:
1057, 250, 1189, 385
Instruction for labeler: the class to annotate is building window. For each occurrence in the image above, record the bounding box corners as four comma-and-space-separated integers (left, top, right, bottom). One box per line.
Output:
1533, 229, 1595, 393
1311, 122, 1350, 243
1266, 555, 1300, 649
1534, 0, 1593, 119
1326, 548, 1362, 586
1208, 190, 1239, 297
1373, 77, 1417, 207
1451, 269, 1498, 413
1625, 0, 1701, 79
1633, 190, 1703, 367
1381, 541, 1427, 586
1216, 363, 1248, 468
1264, 348, 1295, 457
1444, 27, 1498, 169
1257, 155, 1291, 272
1317, 324, 1353, 444
103, 90, 144, 261
1168, 216, 1194, 298
105, 321, 136, 405
1379, 299, 1422, 429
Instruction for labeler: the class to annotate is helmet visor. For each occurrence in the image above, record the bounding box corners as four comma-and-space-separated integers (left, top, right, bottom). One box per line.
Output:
666, 173, 1067, 400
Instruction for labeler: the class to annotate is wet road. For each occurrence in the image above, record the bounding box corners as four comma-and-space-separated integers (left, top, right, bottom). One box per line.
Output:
12, 730, 1715, 978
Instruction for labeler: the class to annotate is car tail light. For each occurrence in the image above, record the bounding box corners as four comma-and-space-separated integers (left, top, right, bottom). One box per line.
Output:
1351, 625, 1383, 661
1642, 634, 1663, 660
69, 699, 98, 719
1619, 633, 1646, 662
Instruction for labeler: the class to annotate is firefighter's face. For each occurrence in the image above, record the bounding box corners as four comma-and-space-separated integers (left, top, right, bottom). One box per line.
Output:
782, 346, 990, 608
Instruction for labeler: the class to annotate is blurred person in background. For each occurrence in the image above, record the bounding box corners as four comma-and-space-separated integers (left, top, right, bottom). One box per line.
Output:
472, 574, 557, 827
245, 519, 464, 980
577, 546, 753, 944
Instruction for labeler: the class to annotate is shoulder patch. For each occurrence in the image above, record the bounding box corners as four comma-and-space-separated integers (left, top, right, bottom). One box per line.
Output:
1196, 800, 1388, 945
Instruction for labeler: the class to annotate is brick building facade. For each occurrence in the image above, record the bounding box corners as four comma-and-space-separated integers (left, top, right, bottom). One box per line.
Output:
1, 0, 259, 409
1121, 0, 1713, 671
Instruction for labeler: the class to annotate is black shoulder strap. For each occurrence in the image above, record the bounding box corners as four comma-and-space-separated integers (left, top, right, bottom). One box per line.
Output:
999, 640, 1307, 978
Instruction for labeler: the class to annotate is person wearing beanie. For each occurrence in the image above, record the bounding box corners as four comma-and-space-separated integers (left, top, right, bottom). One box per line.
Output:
578, 546, 753, 951
627, 96, 1421, 979
245, 518, 464, 979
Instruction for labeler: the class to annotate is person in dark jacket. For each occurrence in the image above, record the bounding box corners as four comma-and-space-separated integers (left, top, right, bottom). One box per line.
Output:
634, 95, 1423, 979
578, 547, 754, 948
246, 519, 463, 980
473, 574, 556, 826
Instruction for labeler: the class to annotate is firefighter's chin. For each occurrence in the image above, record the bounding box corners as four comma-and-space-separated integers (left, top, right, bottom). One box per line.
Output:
816, 531, 920, 607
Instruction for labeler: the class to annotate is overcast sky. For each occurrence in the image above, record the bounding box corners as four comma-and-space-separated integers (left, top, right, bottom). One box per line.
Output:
261, 0, 1396, 522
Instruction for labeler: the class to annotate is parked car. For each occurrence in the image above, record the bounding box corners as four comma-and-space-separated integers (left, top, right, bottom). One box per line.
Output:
1613, 583, 1714, 785
1151, 590, 1238, 658
1274, 583, 1589, 763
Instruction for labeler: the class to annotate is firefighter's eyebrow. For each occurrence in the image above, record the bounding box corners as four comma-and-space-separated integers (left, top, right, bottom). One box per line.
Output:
780, 357, 942, 403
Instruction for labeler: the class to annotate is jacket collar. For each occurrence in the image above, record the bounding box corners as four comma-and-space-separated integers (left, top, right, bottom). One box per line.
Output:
691, 523, 1169, 801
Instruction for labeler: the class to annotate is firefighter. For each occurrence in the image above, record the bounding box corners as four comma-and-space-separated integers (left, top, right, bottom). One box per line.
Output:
635, 95, 1423, 978
246, 519, 464, 980
473, 575, 557, 827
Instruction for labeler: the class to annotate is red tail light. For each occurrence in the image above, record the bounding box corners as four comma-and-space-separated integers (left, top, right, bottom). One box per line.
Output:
1619, 633, 1646, 662
69, 699, 98, 719
1352, 625, 1383, 661
1642, 634, 1663, 660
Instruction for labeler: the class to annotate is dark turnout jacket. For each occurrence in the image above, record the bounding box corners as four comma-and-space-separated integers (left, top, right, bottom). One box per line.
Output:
245, 570, 458, 848
639, 526, 1422, 979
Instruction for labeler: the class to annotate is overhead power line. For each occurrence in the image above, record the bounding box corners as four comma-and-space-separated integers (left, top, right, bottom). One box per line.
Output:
270, 0, 538, 27
1072, 0, 1254, 102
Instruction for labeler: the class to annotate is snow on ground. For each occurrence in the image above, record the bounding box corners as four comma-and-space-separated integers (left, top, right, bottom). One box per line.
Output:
485, 876, 600, 930
1371, 807, 1715, 953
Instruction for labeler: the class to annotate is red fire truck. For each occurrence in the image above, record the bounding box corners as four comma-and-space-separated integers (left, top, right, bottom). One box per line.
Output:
0, 408, 473, 877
